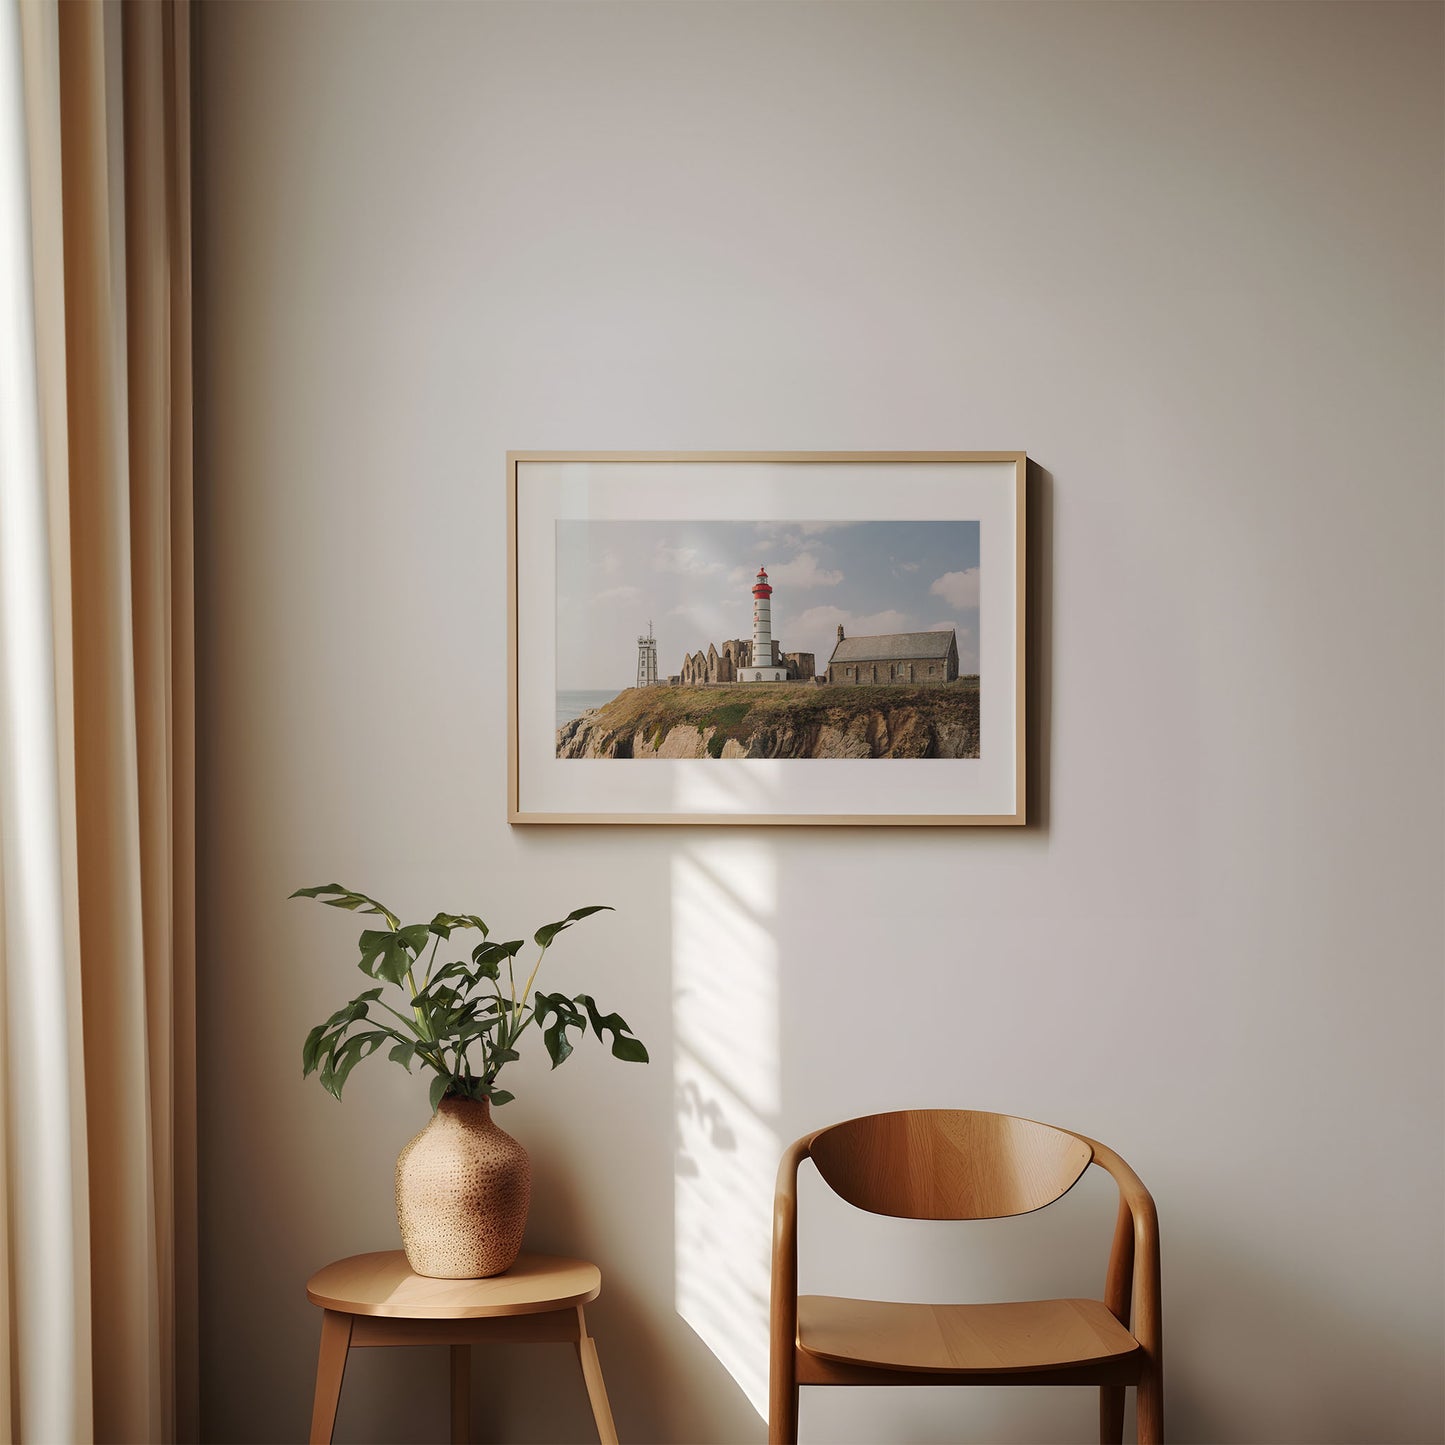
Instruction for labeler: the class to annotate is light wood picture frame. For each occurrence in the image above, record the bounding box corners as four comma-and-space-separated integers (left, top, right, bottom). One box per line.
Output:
508, 452, 1026, 826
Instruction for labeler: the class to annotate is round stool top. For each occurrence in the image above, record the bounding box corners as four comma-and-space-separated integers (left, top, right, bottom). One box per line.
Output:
306, 1250, 602, 1319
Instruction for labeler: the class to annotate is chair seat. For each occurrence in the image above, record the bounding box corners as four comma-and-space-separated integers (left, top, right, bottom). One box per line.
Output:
797, 1295, 1142, 1375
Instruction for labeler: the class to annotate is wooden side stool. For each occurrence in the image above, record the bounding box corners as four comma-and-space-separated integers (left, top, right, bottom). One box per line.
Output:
306, 1250, 619, 1445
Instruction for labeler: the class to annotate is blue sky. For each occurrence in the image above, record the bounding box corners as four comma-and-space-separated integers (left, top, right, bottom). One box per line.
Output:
556, 519, 981, 691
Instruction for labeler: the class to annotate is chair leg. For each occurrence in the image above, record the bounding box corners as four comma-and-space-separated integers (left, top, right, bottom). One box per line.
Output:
1137, 1364, 1163, 1444
767, 1352, 798, 1444
308, 1310, 353, 1445
767, 1389, 798, 1445
575, 1332, 619, 1445
1100, 1384, 1125, 1443
449, 1344, 470, 1445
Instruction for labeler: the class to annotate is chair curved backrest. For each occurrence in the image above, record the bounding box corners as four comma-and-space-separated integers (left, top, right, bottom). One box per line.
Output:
807, 1109, 1093, 1220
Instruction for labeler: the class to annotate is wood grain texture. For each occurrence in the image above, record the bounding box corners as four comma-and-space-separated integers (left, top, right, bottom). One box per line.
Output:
508, 451, 1030, 462
349, 1313, 582, 1348
767, 1112, 1164, 1444
797, 1296, 1142, 1375
576, 1329, 620, 1445
507, 811, 1027, 828
807, 1110, 1093, 1220
793, 1350, 1143, 1390
306, 1259, 619, 1444
1102, 1192, 1136, 1440
1101, 1382, 1126, 1443
1085, 1136, 1164, 1445
308, 1311, 352, 1445
769, 1134, 812, 1443
305, 1250, 601, 1319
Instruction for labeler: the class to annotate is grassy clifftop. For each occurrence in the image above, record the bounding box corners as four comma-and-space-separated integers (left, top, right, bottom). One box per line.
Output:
557, 680, 981, 760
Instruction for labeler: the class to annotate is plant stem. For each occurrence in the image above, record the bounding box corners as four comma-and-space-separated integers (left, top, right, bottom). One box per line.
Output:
377, 998, 424, 1035
512, 945, 549, 1045
509, 1005, 535, 1053
384, 1011, 445, 1074
375, 1003, 445, 1072
373, 1022, 443, 1075
404, 959, 429, 1040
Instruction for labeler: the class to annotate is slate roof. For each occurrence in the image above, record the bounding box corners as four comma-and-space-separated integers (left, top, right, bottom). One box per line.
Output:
829, 629, 956, 664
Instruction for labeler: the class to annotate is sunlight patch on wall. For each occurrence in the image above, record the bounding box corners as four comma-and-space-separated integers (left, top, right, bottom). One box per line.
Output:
673, 840, 779, 1418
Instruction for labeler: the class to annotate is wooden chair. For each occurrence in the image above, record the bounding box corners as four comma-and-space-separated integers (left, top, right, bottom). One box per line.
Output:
769, 1110, 1162, 1444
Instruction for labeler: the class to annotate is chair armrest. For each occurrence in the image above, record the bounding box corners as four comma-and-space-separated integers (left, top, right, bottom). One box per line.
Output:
769, 1135, 814, 1445
770, 1135, 813, 1336
1085, 1138, 1162, 1362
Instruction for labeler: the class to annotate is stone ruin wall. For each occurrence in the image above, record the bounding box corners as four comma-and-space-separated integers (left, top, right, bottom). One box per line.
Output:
676, 639, 817, 685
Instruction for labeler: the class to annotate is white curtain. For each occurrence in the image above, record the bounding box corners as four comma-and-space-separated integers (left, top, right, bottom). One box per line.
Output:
0, 1, 91, 1439
0, 1, 195, 1439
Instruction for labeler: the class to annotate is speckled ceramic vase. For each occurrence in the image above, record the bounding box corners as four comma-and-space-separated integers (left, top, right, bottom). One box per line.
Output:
395, 1095, 531, 1279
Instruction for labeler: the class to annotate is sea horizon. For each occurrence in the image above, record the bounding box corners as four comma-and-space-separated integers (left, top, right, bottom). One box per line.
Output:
556, 687, 627, 729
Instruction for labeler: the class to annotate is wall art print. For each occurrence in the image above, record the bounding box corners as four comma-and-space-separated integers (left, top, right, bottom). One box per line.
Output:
509, 453, 1025, 825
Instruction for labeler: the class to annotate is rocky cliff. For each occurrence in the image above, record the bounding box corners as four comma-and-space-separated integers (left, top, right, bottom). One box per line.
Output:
556, 682, 980, 760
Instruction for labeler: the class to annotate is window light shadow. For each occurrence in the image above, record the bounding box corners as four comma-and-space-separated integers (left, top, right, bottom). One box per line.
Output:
672, 831, 779, 1420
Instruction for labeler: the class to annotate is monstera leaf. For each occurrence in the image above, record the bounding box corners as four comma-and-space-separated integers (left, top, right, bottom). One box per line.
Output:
296, 887, 642, 1109
357, 925, 432, 985
291, 884, 400, 930
534, 905, 613, 950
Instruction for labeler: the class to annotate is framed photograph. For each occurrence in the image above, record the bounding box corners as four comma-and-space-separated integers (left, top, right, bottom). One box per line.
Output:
508, 452, 1026, 826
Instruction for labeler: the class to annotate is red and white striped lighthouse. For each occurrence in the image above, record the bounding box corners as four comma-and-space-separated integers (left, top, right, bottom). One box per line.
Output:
751, 565, 774, 668
741, 565, 789, 682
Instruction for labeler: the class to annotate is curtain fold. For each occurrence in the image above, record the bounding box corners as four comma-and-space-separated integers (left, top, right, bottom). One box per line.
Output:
1, 0, 92, 1438
1, 1, 196, 1439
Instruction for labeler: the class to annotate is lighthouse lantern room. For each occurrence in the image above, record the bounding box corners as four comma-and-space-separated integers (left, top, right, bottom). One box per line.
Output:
742, 566, 789, 683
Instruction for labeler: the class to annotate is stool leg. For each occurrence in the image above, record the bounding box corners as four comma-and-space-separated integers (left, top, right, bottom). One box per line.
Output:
575, 1332, 619, 1445
309, 1310, 353, 1445
450, 1344, 471, 1445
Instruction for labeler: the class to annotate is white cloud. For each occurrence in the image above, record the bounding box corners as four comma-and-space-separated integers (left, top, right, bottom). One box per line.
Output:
766, 552, 843, 589
929, 568, 980, 609
751, 523, 803, 551
669, 601, 743, 643
925, 623, 978, 671
730, 552, 842, 590
751, 520, 858, 545
898, 560, 921, 573
792, 605, 912, 636
594, 584, 641, 605
847, 609, 913, 636
789, 604, 849, 633
655, 542, 726, 577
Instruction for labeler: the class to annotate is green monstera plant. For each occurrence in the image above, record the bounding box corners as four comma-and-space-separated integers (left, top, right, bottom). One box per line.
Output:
295, 884, 648, 1111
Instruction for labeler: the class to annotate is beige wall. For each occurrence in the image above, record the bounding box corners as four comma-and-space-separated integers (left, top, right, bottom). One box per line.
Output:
195, 3, 1444, 1441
